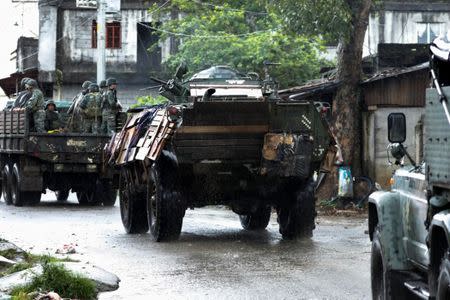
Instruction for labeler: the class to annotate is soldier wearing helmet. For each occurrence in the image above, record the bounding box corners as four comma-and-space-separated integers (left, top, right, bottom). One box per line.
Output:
12, 77, 32, 109
79, 83, 102, 134
99, 80, 107, 96
24, 79, 45, 133
44, 100, 62, 131
101, 78, 122, 134
67, 80, 92, 132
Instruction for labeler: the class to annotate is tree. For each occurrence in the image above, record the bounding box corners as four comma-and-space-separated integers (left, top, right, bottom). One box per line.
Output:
149, 0, 331, 88
276, 0, 373, 178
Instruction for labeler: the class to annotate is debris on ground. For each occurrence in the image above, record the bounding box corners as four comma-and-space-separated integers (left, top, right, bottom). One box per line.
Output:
55, 244, 77, 255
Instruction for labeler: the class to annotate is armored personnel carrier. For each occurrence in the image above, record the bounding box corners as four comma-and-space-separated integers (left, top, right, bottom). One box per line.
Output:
106, 63, 333, 241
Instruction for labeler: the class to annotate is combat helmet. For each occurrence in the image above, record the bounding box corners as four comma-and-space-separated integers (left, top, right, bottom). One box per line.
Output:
99, 80, 107, 88
20, 77, 31, 90
25, 79, 38, 88
88, 83, 100, 93
82, 81, 92, 90
106, 78, 117, 86
45, 100, 57, 110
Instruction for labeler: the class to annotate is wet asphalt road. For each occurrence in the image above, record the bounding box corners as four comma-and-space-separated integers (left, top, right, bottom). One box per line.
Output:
0, 193, 371, 300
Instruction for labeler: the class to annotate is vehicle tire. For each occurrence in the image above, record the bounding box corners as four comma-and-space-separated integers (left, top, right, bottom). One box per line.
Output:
11, 164, 41, 206
277, 180, 316, 239
56, 190, 70, 202
96, 180, 117, 207
371, 228, 406, 300
119, 169, 148, 234
11, 164, 24, 207
437, 253, 450, 300
147, 158, 185, 242
2, 164, 12, 205
239, 205, 271, 230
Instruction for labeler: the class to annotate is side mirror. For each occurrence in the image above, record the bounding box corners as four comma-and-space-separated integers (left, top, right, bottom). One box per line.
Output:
388, 113, 406, 143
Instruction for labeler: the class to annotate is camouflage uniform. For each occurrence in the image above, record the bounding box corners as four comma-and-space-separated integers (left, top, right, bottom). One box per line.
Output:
44, 100, 61, 131
101, 78, 120, 134
80, 83, 102, 134
13, 78, 32, 109
24, 80, 45, 133
67, 81, 91, 132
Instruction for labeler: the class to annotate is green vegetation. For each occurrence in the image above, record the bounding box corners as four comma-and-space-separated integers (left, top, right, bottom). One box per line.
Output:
1, 253, 78, 277
132, 95, 168, 108
150, 0, 332, 88
10, 260, 96, 300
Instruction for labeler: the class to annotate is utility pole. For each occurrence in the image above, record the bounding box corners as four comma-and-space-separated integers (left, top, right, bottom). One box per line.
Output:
97, 0, 106, 83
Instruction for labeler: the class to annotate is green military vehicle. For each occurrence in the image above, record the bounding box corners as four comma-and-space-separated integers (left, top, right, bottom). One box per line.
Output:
0, 100, 123, 207
106, 64, 333, 241
368, 39, 450, 299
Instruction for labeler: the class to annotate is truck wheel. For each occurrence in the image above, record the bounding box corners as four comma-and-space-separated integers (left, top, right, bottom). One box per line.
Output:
437, 253, 450, 300
96, 180, 117, 207
239, 206, 271, 230
371, 228, 405, 299
2, 165, 12, 205
147, 159, 185, 242
10, 164, 41, 206
119, 169, 148, 234
56, 190, 70, 202
278, 180, 316, 239
11, 164, 24, 207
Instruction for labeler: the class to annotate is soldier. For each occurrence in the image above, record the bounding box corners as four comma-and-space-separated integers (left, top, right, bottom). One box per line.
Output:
67, 81, 92, 132
24, 79, 45, 133
101, 78, 122, 134
99, 80, 107, 96
79, 83, 102, 134
44, 100, 62, 131
13, 77, 32, 109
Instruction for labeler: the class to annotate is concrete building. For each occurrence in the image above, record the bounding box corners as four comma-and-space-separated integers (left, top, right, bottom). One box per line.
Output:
363, 1, 450, 57
37, 0, 174, 106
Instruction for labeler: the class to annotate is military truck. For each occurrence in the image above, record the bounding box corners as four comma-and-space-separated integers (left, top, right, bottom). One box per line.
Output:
0, 100, 124, 207
368, 38, 450, 299
106, 64, 333, 242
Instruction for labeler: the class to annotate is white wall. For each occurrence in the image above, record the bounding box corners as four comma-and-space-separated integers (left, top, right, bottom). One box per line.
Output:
363, 107, 424, 188
364, 10, 450, 57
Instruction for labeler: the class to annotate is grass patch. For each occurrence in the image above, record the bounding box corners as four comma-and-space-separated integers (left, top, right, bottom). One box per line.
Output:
1, 253, 79, 277
10, 260, 96, 300
0, 248, 21, 260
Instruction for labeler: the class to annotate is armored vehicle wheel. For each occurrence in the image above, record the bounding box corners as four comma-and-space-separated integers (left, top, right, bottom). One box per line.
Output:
2, 165, 12, 205
56, 190, 70, 202
277, 180, 316, 239
119, 169, 148, 233
437, 253, 450, 300
96, 180, 117, 207
239, 206, 271, 230
147, 159, 185, 242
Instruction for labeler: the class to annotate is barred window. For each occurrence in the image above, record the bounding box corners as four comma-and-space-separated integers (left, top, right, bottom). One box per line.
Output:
92, 20, 121, 49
